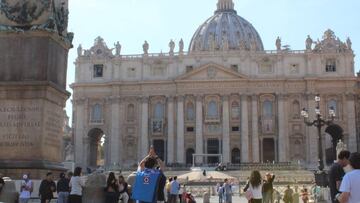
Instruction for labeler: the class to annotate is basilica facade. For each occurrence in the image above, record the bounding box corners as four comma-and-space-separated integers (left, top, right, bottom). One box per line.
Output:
72, 0, 359, 169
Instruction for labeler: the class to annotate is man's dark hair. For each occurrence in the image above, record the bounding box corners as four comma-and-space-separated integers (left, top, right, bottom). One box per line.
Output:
338, 150, 350, 160
169, 177, 173, 182
46, 172, 52, 177
74, 167, 82, 176
144, 157, 157, 169
349, 152, 360, 169
173, 176, 177, 180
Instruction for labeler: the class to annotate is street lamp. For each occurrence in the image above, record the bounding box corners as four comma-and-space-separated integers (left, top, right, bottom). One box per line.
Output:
301, 95, 335, 187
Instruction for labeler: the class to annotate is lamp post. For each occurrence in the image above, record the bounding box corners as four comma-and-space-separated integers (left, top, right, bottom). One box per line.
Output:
301, 95, 335, 187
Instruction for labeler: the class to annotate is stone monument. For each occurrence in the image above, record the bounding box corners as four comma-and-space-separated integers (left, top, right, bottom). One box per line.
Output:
0, 0, 73, 178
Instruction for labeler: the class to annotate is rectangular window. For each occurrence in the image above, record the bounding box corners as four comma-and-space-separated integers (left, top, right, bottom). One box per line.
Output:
231, 126, 239, 132
186, 66, 194, 73
186, 127, 194, 132
231, 65, 238, 72
93, 64, 104, 77
325, 59, 336, 72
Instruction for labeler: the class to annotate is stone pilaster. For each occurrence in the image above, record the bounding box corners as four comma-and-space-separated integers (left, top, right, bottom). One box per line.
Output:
241, 95, 249, 163
251, 95, 260, 162
74, 98, 85, 167
167, 96, 175, 164
278, 94, 288, 162
141, 96, 149, 158
346, 94, 357, 152
222, 95, 230, 163
195, 95, 203, 164
176, 95, 185, 163
109, 96, 122, 165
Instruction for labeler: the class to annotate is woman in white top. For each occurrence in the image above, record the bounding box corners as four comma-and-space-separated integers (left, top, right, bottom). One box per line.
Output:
247, 170, 263, 203
69, 167, 84, 203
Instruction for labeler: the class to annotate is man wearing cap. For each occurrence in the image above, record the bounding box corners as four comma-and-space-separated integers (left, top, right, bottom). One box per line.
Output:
263, 173, 275, 203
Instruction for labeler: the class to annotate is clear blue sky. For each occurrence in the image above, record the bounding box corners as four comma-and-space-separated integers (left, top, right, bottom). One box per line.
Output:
65, 0, 360, 123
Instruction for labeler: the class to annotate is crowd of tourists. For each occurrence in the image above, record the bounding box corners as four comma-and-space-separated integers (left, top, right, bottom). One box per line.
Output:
0, 150, 359, 203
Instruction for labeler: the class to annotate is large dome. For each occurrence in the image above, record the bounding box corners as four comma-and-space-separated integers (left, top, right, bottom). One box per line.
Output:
189, 0, 264, 52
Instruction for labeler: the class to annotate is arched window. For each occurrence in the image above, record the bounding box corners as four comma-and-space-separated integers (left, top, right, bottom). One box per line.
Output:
263, 100, 273, 117
328, 100, 337, 116
186, 102, 195, 121
292, 100, 300, 118
207, 100, 218, 118
154, 102, 164, 119
231, 148, 241, 164
231, 101, 240, 120
127, 104, 135, 121
91, 104, 102, 122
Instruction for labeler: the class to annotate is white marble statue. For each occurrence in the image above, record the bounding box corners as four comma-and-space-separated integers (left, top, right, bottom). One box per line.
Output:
77, 44, 82, 56
276, 37, 281, 51
179, 39, 184, 53
169, 39, 175, 54
114, 41, 121, 55
143, 40, 149, 54
336, 140, 347, 158
306, 35, 313, 50
346, 37, 352, 50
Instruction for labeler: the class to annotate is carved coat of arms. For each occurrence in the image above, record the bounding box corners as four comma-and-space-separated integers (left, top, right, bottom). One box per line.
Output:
0, 0, 50, 24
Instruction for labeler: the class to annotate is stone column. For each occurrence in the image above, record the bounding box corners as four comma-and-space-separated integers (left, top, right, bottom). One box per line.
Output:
222, 95, 230, 163
346, 94, 357, 152
109, 96, 122, 165
251, 95, 260, 162
241, 95, 249, 163
278, 94, 288, 162
306, 94, 318, 168
176, 95, 185, 163
167, 96, 175, 164
74, 98, 85, 167
141, 96, 149, 158
195, 95, 203, 164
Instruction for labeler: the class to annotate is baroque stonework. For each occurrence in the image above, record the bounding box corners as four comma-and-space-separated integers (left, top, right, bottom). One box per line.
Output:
71, 0, 359, 169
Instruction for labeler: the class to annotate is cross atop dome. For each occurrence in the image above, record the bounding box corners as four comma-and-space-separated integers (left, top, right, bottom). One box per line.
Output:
216, 0, 235, 13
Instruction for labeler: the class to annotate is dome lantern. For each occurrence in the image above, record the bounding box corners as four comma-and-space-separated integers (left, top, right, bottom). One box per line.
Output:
216, 0, 235, 13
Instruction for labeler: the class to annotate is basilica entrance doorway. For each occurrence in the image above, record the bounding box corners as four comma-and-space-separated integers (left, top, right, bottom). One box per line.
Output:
207, 139, 220, 164
186, 148, 195, 166
262, 138, 275, 162
325, 124, 343, 165
88, 128, 105, 168
231, 148, 241, 164
152, 139, 165, 161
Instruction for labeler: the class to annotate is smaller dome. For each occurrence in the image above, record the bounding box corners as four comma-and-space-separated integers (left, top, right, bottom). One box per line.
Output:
189, 0, 264, 52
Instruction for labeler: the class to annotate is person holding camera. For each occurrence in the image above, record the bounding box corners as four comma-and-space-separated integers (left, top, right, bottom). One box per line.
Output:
19, 174, 33, 203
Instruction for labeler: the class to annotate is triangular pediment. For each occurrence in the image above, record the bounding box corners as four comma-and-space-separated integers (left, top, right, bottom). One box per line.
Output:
175, 63, 248, 81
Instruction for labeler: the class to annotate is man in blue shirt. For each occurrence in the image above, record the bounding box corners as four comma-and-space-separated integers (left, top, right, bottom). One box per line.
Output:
169, 176, 180, 203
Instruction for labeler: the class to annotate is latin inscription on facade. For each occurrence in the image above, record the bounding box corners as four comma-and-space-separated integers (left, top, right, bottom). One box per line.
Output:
0, 105, 41, 149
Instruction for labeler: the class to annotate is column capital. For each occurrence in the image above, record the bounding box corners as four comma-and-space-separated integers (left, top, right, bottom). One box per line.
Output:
241, 94, 249, 100
167, 95, 175, 102
305, 92, 317, 101
221, 94, 230, 102
250, 94, 258, 101
195, 94, 203, 102
176, 95, 184, 102
140, 96, 149, 103
345, 93, 355, 101
73, 97, 86, 105
276, 93, 288, 101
